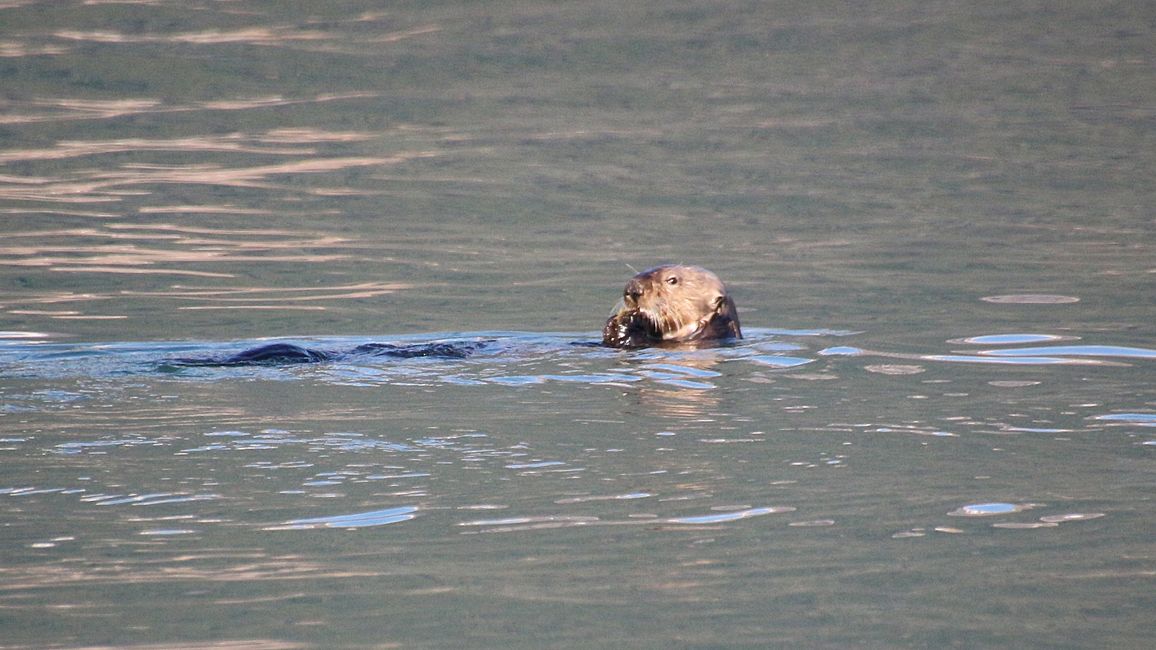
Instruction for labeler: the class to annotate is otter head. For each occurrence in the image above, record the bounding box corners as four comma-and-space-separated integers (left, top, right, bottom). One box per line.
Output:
602, 264, 742, 348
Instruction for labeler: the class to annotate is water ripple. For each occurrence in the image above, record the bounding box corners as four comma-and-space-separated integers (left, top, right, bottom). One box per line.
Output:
667, 506, 796, 525
951, 333, 1075, 345
1093, 413, 1156, 427
977, 345, 1156, 360
79, 492, 220, 507
748, 355, 814, 368
458, 506, 796, 533
270, 506, 419, 530
1, 330, 1150, 390
947, 502, 1042, 517
0, 93, 382, 126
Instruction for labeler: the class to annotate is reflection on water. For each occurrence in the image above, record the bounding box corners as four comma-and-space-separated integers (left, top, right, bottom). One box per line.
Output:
0, 128, 378, 163
2, 224, 359, 271
0, 149, 425, 203
1, 0, 1154, 647
273, 505, 419, 530
51, 21, 441, 51
0, 93, 383, 125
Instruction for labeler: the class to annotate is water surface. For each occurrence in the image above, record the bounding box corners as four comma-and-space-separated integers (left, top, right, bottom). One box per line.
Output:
1, 1, 1154, 648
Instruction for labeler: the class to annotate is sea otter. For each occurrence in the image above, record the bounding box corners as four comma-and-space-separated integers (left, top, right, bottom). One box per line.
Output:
602, 264, 742, 348
171, 265, 741, 365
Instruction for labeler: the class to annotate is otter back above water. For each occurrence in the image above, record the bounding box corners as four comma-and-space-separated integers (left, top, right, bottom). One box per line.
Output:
170, 340, 488, 366
154, 264, 743, 364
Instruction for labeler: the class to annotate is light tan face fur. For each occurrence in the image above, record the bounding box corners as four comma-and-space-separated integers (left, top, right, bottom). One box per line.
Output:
620, 265, 730, 341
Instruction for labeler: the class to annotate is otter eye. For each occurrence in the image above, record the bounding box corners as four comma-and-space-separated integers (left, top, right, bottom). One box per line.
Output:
665, 276, 679, 286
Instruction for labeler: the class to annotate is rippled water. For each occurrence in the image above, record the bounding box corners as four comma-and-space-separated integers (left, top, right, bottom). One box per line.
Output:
2, 1, 1154, 648
3, 328, 1153, 647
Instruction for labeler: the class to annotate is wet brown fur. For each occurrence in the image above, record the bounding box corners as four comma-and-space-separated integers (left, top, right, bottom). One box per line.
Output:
602, 264, 741, 348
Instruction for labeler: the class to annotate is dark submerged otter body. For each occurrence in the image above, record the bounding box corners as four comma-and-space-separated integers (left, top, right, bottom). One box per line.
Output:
172, 341, 483, 366
602, 264, 741, 348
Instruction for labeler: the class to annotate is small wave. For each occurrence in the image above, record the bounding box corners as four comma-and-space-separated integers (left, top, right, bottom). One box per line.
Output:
1093, 413, 1156, 427
270, 506, 418, 530
666, 506, 796, 525
947, 502, 1042, 517
977, 345, 1156, 359
89, 493, 221, 507
950, 333, 1075, 345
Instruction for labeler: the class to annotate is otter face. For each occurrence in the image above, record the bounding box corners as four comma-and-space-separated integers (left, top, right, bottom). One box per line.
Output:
602, 264, 741, 348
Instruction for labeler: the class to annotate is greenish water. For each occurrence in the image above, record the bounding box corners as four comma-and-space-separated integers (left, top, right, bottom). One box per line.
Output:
1, 1, 1154, 648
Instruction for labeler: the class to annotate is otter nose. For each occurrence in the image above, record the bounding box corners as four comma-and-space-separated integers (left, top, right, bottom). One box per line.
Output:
624, 278, 644, 304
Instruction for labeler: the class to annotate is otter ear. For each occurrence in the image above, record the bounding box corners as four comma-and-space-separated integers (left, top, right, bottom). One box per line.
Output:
704, 294, 742, 340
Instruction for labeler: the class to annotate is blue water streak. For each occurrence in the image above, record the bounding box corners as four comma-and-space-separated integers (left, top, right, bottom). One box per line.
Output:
279, 506, 418, 529
977, 345, 1156, 359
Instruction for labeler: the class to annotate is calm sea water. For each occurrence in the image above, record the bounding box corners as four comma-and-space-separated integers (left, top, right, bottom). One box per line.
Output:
1, 1, 1154, 648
